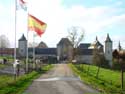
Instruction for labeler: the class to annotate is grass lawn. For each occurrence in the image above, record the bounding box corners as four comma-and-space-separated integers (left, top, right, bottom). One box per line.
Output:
0, 64, 6, 69
69, 63, 125, 94
0, 64, 53, 94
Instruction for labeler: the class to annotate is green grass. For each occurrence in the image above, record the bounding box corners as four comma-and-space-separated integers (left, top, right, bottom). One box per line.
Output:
0, 56, 14, 62
0, 64, 6, 69
0, 64, 53, 94
69, 63, 125, 94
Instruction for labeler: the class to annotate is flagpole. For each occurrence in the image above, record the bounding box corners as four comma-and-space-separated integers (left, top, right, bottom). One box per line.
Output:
26, 4, 29, 73
33, 32, 36, 70
14, 0, 17, 64
14, 0, 17, 80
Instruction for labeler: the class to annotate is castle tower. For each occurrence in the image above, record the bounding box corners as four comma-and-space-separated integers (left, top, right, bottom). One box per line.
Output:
105, 34, 112, 66
18, 34, 27, 57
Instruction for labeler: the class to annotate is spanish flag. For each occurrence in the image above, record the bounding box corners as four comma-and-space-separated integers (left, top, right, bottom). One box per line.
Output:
28, 14, 47, 37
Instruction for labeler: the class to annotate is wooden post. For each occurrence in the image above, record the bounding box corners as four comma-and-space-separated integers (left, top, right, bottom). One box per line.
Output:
121, 68, 124, 89
119, 57, 124, 90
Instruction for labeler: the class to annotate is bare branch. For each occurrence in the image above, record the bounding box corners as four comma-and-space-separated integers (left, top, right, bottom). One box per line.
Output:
67, 26, 84, 48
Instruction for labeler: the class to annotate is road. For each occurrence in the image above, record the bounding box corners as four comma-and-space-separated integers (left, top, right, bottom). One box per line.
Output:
24, 64, 99, 94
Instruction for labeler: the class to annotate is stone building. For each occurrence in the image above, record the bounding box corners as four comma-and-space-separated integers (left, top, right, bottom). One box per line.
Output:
0, 33, 114, 66
17, 34, 113, 65
57, 38, 73, 61
76, 36, 104, 64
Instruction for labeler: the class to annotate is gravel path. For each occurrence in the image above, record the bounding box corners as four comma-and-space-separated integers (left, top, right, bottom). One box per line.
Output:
24, 64, 99, 94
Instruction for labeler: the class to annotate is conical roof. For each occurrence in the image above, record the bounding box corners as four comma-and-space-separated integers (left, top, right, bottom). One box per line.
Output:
105, 34, 112, 42
118, 41, 122, 51
19, 34, 26, 41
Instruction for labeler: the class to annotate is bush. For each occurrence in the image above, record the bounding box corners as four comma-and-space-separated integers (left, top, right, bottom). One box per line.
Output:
112, 59, 121, 70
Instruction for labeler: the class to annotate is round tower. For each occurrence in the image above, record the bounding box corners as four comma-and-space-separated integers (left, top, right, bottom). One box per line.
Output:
18, 34, 27, 57
105, 34, 112, 66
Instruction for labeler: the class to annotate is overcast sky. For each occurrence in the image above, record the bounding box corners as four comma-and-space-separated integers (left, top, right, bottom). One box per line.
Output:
0, 0, 125, 49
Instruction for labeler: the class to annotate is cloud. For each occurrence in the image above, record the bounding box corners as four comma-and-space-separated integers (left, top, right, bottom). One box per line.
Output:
115, 1, 123, 6
0, 0, 125, 48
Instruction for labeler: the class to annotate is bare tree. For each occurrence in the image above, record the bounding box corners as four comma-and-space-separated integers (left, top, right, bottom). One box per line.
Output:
68, 26, 84, 48
67, 26, 84, 59
0, 35, 10, 48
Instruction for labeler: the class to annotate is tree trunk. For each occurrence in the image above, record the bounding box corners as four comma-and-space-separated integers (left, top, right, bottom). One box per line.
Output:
121, 66, 124, 89
87, 65, 90, 75
96, 66, 100, 78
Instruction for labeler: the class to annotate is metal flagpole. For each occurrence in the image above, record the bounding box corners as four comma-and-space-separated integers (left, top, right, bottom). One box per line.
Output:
33, 32, 36, 70
14, 0, 17, 63
14, 0, 17, 80
26, 3, 29, 73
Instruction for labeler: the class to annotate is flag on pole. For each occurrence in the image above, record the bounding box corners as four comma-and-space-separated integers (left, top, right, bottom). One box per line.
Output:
20, 0, 26, 4
19, 0, 27, 11
28, 14, 47, 37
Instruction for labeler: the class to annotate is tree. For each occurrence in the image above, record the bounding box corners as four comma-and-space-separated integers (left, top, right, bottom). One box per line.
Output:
113, 50, 125, 89
112, 49, 121, 70
93, 49, 108, 78
0, 35, 10, 48
119, 51, 125, 90
67, 26, 84, 59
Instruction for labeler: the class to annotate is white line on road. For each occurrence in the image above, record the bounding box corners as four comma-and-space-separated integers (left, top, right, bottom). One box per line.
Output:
35, 77, 80, 82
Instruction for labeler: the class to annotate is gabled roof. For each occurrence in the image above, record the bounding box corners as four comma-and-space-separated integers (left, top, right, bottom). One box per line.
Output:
57, 38, 72, 46
37, 41, 48, 48
105, 34, 112, 42
19, 34, 26, 41
90, 36, 103, 49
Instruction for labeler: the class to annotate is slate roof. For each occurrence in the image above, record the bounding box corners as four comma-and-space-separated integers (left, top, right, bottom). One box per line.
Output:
28, 48, 57, 55
19, 34, 26, 41
78, 43, 91, 49
37, 41, 48, 48
57, 38, 72, 46
105, 34, 112, 42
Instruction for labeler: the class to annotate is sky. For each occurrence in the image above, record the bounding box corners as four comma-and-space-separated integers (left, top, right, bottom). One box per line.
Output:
0, 0, 125, 49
